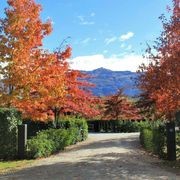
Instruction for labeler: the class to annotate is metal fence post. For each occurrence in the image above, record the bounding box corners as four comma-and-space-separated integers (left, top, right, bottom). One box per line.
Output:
166, 121, 176, 161
18, 124, 27, 159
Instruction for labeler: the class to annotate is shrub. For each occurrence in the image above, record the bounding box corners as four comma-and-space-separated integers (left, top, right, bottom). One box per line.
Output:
27, 129, 67, 158
57, 117, 88, 141
87, 120, 148, 133
116, 121, 141, 132
24, 117, 88, 141
140, 122, 166, 158
26, 133, 54, 159
176, 131, 180, 160
23, 119, 52, 138
0, 108, 22, 159
26, 121, 88, 159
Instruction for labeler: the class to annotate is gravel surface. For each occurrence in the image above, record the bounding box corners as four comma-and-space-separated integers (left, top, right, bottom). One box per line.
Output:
0, 133, 179, 180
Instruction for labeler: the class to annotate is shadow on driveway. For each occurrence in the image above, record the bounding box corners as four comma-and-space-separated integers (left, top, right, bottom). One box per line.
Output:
0, 133, 179, 180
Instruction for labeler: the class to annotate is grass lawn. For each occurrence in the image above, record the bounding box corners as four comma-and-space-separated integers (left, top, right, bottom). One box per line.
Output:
0, 160, 33, 174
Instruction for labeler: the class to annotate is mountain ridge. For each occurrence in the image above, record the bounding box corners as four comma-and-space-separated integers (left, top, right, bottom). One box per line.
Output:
81, 68, 140, 97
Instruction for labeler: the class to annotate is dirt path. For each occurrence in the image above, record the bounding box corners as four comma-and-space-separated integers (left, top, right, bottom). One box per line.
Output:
0, 133, 179, 180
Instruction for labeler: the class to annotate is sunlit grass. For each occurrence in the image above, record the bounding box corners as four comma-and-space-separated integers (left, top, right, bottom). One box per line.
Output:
0, 160, 33, 174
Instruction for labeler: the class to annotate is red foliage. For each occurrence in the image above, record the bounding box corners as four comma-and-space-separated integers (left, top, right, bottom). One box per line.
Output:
0, 0, 100, 124
138, 0, 180, 120
102, 89, 141, 120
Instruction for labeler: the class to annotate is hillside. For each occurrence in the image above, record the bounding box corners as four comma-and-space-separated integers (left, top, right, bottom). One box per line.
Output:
82, 68, 140, 97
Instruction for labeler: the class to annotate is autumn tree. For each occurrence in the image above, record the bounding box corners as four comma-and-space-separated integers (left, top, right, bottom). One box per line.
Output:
0, 0, 100, 127
15, 50, 100, 126
138, 0, 179, 160
102, 89, 141, 120
138, 0, 180, 120
61, 69, 100, 119
13, 46, 71, 123
135, 92, 158, 121
0, 0, 52, 106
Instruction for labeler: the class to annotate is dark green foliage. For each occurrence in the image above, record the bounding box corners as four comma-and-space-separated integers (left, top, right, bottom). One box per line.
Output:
0, 108, 22, 159
176, 131, 180, 160
23, 119, 53, 138
27, 128, 79, 159
140, 122, 166, 158
57, 117, 88, 141
27, 129, 69, 158
24, 117, 88, 141
26, 117, 88, 159
175, 111, 180, 128
87, 120, 146, 133
114, 121, 141, 132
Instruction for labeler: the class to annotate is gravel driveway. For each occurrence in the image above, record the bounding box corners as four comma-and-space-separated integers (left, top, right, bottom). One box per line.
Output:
0, 133, 179, 180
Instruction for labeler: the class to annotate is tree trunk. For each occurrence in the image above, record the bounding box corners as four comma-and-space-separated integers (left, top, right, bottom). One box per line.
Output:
53, 107, 60, 128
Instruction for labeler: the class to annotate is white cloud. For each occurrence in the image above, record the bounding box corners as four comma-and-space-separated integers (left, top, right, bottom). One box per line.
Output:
126, 45, 132, 50
81, 38, 91, 44
69, 54, 148, 72
80, 37, 96, 45
90, 12, 96, 17
103, 50, 108, 54
104, 36, 117, 45
120, 43, 125, 48
81, 21, 95, 25
120, 32, 134, 41
77, 15, 95, 25
104, 32, 134, 45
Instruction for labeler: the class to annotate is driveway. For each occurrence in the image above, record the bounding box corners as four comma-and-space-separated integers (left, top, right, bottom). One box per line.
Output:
0, 133, 179, 180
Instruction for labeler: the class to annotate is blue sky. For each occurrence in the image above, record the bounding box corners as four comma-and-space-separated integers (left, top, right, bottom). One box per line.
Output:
0, 0, 172, 71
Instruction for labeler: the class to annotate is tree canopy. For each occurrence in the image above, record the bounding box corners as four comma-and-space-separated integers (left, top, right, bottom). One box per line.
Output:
138, 0, 180, 120
0, 0, 100, 124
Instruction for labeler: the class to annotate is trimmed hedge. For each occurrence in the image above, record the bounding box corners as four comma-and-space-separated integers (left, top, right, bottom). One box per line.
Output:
177, 131, 180, 160
87, 120, 146, 133
0, 108, 22, 159
57, 117, 88, 141
140, 122, 166, 158
23, 117, 88, 140
26, 118, 88, 159
23, 119, 53, 138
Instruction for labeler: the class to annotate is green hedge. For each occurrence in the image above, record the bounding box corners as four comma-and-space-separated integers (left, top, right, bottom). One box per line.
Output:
177, 131, 180, 160
87, 120, 147, 133
0, 108, 22, 159
23, 117, 88, 140
26, 118, 88, 159
140, 122, 166, 158
23, 119, 52, 138
57, 117, 88, 141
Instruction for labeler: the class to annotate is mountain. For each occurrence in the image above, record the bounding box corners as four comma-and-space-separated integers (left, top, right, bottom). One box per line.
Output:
82, 67, 140, 97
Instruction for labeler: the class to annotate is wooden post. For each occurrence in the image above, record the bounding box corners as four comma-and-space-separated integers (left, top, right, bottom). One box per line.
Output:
18, 124, 27, 159
166, 121, 176, 161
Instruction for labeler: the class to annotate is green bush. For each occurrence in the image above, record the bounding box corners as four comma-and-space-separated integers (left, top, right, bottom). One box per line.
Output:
26, 119, 88, 159
0, 108, 22, 160
176, 131, 180, 160
140, 122, 166, 158
116, 121, 141, 132
26, 133, 54, 158
87, 120, 149, 133
22, 117, 88, 141
23, 119, 52, 138
26, 128, 72, 159
57, 117, 88, 141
